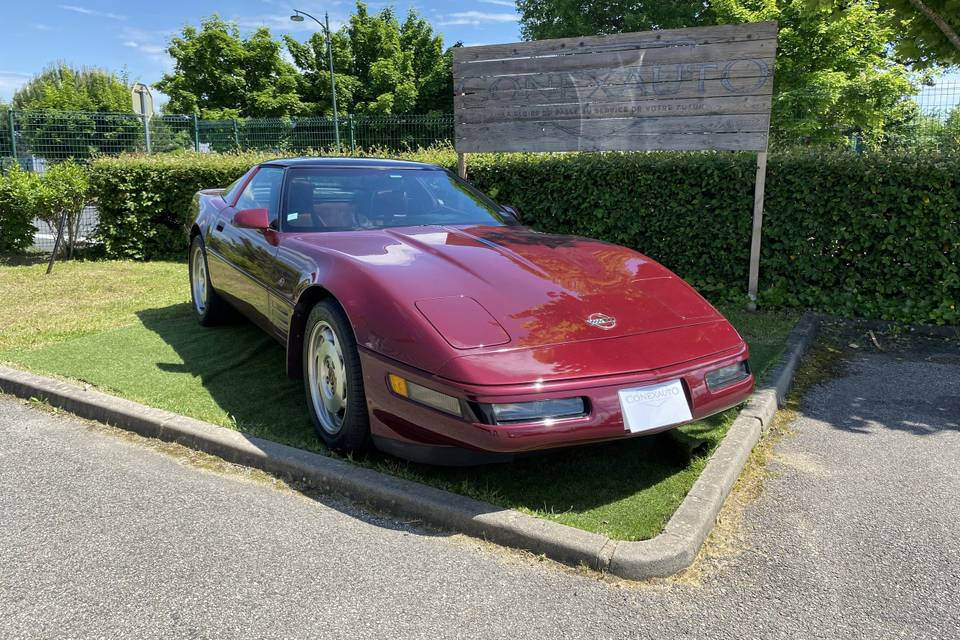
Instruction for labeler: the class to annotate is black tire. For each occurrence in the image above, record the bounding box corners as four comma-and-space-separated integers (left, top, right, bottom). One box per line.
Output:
189, 235, 229, 326
302, 299, 370, 452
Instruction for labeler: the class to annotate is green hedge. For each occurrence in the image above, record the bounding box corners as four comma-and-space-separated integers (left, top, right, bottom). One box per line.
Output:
88, 148, 959, 324
89, 152, 278, 260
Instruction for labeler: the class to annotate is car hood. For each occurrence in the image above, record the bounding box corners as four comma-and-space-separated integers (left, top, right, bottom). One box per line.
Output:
289, 224, 724, 354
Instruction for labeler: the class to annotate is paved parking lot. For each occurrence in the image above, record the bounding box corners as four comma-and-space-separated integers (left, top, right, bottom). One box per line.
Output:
1, 338, 958, 639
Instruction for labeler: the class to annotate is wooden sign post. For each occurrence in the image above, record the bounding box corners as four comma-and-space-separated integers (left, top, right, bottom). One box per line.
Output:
453, 21, 778, 302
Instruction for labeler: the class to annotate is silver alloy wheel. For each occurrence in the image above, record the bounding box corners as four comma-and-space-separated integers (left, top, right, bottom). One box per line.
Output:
306, 320, 348, 435
191, 243, 208, 315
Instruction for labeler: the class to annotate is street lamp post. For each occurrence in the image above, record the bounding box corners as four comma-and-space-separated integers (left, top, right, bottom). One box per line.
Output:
290, 9, 340, 152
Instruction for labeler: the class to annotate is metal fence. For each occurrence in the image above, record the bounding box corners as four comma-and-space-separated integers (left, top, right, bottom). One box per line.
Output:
0, 110, 455, 163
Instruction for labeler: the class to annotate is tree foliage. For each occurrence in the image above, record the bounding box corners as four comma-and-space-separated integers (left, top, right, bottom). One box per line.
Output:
881, 0, 960, 67
156, 15, 304, 118
12, 64, 130, 112
518, 0, 715, 39
283, 2, 453, 115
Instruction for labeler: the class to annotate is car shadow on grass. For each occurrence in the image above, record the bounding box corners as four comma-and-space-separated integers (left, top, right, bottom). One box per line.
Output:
136, 303, 726, 540
135, 304, 320, 451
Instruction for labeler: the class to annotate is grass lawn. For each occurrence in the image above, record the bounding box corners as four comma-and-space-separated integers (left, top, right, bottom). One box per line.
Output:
0, 259, 799, 540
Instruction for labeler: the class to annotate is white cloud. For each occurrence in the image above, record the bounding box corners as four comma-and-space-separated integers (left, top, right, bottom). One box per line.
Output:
0, 71, 31, 101
479, 0, 516, 7
123, 40, 166, 56
59, 4, 127, 20
439, 11, 517, 26
120, 27, 173, 70
32, 23, 54, 31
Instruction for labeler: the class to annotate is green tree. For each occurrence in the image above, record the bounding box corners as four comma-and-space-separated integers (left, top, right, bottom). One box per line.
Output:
518, 0, 715, 38
283, 24, 362, 115
283, 2, 453, 114
401, 10, 454, 113
12, 64, 129, 112
10, 64, 139, 159
156, 15, 304, 118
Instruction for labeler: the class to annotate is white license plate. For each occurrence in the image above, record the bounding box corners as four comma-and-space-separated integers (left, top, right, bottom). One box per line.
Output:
618, 379, 692, 434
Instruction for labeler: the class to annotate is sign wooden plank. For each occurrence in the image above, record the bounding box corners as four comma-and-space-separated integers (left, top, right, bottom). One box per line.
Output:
455, 62, 775, 103
458, 131, 769, 153
454, 22, 778, 63
459, 113, 770, 139
458, 94, 774, 125
455, 40, 777, 78
456, 70, 774, 109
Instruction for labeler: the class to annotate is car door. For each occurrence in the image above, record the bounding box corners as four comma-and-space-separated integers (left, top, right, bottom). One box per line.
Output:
206, 165, 284, 329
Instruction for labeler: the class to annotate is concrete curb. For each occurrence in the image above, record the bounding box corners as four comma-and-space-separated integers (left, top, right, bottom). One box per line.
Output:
0, 312, 818, 580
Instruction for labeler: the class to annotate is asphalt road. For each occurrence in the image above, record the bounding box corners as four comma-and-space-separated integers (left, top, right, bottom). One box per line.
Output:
2, 342, 958, 639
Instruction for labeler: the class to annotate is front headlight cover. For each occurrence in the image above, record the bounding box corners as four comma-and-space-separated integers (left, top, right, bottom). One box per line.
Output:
705, 361, 750, 391
483, 397, 586, 425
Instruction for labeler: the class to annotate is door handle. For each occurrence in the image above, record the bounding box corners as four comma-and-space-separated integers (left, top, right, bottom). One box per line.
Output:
215, 220, 225, 232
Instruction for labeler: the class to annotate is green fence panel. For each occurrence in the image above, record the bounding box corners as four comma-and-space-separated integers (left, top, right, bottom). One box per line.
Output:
9, 110, 145, 162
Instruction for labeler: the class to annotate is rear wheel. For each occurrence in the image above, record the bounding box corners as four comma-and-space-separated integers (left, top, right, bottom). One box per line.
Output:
189, 235, 228, 326
303, 300, 370, 452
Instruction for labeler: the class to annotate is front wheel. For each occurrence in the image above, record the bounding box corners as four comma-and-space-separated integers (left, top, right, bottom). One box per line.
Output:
189, 235, 228, 326
303, 300, 370, 452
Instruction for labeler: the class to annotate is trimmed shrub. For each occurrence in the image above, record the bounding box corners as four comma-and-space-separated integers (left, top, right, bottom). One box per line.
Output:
38, 160, 91, 256
88, 148, 960, 324
0, 165, 40, 253
89, 151, 278, 260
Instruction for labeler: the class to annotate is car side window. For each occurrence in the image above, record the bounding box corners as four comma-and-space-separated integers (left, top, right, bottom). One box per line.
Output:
222, 172, 249, 204
235, 166, 284, 228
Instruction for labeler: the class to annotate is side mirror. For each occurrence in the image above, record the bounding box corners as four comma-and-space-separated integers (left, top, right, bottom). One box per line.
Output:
234, 208, 270, 230
501, 204, 522, 222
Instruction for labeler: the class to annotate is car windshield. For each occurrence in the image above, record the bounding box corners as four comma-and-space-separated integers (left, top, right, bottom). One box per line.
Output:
280, 166, 514, 232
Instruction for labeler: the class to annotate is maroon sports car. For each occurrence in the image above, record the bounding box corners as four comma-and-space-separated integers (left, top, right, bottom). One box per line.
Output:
188, 158, 754, 464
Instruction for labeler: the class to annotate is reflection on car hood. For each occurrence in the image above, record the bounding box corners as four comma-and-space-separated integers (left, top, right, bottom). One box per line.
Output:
288, 224, 723, 351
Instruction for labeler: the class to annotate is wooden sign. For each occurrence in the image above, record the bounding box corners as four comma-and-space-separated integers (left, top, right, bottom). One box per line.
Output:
453, 22, 778, 153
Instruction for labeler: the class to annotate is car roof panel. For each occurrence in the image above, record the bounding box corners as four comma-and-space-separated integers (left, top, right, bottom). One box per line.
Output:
262, 157, 442, 170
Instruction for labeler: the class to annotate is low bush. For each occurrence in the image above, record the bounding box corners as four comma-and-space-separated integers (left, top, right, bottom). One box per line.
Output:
0, 165, 40, 253
88, 148, 960, 324
0, 160, 93, 256
39, 160, 91, 256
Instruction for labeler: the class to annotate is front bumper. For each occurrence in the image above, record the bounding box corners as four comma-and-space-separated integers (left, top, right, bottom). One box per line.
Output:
359, 343, 754, 463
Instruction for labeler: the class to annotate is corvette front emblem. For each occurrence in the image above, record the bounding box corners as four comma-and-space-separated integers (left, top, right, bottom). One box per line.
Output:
585, 313, 616, 330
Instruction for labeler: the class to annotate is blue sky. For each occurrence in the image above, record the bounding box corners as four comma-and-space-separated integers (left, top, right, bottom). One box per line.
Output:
0, 1, 523, 105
